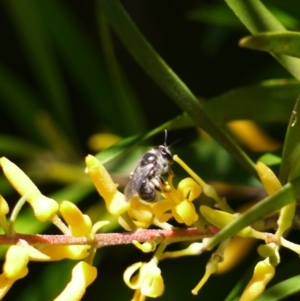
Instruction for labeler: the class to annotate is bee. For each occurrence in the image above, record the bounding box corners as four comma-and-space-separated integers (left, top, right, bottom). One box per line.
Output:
124, 130, 174, 202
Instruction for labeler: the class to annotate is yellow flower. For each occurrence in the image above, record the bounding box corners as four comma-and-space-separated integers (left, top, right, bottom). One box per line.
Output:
240, 259, 275, 301
88, 132, 121, 151
54, 261, 97, 301
37, 245, 90, 261
256, 161, 295, 240
60, 201, 92, 237
124, 261, 164, 299
85, 155, 130, 216
192, 253, 220, 295
125, 197, 154, 229
0, 246, 29, 299
200, 206, 265, 239
0, 157, 58, 221
152, 176, 200, 226
0, 195, 9, 233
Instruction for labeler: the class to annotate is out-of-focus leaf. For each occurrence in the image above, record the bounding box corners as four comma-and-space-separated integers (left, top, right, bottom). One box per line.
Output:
258, 153, 281, 166
0, 135, 47, 158
225, 0, 300, 82
206, 79, 300, 123
99, 0, 256, 176
0, 63, 45, 143
98, 14, 148, 134
4, 0, 75, 140
240, 31, 300, 59
256, 275, 300, 301
187, 4, 242, 27
188, 4, 300, 29
35, 0, 131, 136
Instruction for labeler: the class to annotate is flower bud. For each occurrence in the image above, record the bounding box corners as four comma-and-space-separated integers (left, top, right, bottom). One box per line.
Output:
85, 155, 130, 216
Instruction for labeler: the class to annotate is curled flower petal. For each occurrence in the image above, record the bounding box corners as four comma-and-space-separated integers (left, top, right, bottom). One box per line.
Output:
132, 240, 158, 253
124, 262, 144, 290
0, 157, 58, 221
257, 243, 280, 267
54, 261, 97, 301
177, 178, 201, 201
60, 201, 92, 237
85, 155, 130, 216
124, 261, 164, 298
173, 199, 198, 226
240, 259, 275, 301
151, 199, 173, 223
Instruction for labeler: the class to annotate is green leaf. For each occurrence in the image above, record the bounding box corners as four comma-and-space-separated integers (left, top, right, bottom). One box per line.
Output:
256, 275, 300, 301
206, 174, 300, 249
188, 4, 300, 29
279, 96, 300, 183
224, 0, 300, 81
240, 32, 300, 59
187, 4, 243, 28
258, 153, 281, 166
206, 79, 300, 124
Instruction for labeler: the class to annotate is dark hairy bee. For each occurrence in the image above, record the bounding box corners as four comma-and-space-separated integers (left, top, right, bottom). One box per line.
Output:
124, 130, 174, 202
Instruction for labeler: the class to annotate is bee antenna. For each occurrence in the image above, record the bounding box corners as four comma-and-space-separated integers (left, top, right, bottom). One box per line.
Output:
168, 138, 181, 148
164, 129, 181, 148
164, 129, 168, 146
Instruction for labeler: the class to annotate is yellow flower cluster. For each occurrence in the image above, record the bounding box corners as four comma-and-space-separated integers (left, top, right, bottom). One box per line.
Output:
0, 149, 298, 301
85, 154, 203, 230
0, 157, 102, 300
193, 161, 296, 300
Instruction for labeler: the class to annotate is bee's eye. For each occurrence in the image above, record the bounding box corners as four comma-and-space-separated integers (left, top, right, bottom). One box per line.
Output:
159, 146, 173, 162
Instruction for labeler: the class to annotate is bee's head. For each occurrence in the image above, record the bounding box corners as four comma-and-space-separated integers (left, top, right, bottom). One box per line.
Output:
161, 129, 180, 163
157, 144, 173, 164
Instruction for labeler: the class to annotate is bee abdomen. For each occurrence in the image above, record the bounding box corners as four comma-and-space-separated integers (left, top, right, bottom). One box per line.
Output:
139, 181, 157, 201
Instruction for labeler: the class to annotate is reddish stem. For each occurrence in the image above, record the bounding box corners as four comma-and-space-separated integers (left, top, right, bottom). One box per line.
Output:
0, 226, 219, 248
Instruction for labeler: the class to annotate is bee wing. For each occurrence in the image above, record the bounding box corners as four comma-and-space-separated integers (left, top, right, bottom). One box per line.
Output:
124, 163, 155, 201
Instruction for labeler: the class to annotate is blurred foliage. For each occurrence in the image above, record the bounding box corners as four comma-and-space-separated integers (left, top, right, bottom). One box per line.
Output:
1, 0, 300, 300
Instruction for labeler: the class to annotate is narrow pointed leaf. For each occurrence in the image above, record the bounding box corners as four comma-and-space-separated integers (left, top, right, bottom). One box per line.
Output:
279, 96, 300, 183
224, 0, 300, 81
240, 32, 300, 59
256, 275, 300, 301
